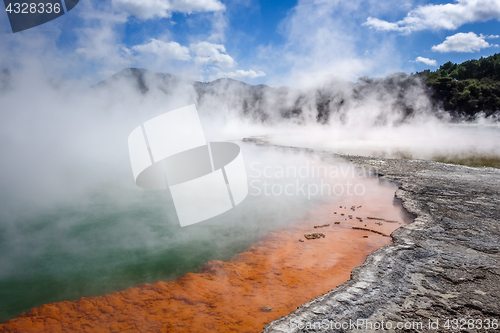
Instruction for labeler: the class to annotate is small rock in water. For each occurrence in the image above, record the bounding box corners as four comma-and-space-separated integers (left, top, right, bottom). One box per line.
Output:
261, 306, 272, 312
304, 233, 326, 240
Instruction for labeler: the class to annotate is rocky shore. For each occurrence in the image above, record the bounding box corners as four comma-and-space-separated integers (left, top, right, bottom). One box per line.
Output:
263, 145, 500, 332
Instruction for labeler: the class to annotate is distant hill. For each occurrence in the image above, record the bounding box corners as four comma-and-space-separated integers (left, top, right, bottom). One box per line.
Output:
96, 59, 500, 124
416, 53, 500, 118
95, 68, 436, 125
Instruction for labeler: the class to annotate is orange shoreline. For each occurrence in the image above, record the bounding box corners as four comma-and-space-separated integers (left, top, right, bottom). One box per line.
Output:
0, 198, 405, 333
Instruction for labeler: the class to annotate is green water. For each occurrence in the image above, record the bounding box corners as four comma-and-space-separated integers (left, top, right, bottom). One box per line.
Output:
0, 182, 317, 323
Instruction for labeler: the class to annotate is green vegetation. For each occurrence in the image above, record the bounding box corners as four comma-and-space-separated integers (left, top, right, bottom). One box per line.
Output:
385, 151, 500, 169
431, 154, 500, 169
416, 53, 500, 118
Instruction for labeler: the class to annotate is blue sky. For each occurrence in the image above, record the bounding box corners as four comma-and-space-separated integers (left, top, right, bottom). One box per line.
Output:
1, 0, 499, 87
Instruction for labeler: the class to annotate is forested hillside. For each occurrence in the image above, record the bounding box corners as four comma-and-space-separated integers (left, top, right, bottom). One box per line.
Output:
417, 53, 500, 118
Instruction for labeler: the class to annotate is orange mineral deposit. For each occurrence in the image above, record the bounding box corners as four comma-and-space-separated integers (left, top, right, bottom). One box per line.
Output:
0, 179, 408, 333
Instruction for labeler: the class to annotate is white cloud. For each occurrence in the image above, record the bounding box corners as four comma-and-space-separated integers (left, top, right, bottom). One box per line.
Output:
432, 32, 498, 53
190, 42, 236, 68
127, 39, 237, 77
217, 69, 266, 79
364, 0, 500, 34
132, 39, 191, 60
415, 56, 437, 66
207, 11, 228, 43
112, 0, 225, 20
364, 18, 401, 31
72, 2, 133, 76
256, 0, 406, 87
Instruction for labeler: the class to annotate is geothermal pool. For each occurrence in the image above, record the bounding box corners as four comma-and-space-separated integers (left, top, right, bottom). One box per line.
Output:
0, 144, 411, 332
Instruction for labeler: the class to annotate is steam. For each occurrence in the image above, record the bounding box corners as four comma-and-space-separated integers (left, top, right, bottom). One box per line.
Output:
1, 65, 497, 217
0, 0, 499, 321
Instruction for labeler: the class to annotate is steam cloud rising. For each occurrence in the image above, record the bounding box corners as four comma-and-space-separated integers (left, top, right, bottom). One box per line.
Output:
0, 0, 499, 321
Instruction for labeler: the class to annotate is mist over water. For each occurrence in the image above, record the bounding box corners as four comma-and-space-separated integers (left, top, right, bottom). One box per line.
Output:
0, 61, 499, 323
0, 140, 329, 322
261, 122, 500, 161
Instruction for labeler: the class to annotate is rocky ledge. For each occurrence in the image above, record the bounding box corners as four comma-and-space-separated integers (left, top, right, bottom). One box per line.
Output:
262, 146, 500, 332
